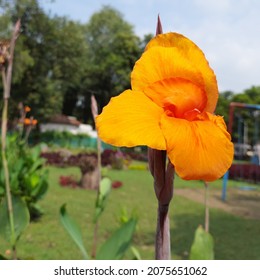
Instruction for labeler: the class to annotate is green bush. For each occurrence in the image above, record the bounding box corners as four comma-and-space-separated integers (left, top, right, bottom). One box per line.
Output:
0, 134, 49, 220
37, 131, 93, 149
128, 164, 147, 171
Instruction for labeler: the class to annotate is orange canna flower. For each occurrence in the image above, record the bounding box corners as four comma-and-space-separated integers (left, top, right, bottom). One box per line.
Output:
24, 117, 37, 126
24, 118, 31, 125
96, 33, 234, 181
24, 106, 31, 112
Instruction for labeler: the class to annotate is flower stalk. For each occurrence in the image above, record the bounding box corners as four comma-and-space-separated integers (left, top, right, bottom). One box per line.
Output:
204, 182, 210, 233
1, 20, 20, 260
148, 148, 174, 259
90, 94, 101, 258
146, 16, 175, 260
95, 13, 234, 260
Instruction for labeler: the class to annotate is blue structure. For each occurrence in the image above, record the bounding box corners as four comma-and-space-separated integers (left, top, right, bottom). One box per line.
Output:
222, 102, 260, 201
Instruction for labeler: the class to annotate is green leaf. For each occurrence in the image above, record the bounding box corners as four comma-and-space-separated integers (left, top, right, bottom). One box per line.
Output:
31, 145, 41, 162
29, 173, 40, 189
28, 158, 45, 174
94, 177, 111, 223
96, 218, 137, 260
189, 225, 214, 260
131, 246, 141, 260
0, 254, 7, 260
31, 179, 48, 200
99, 178, 111, 197
0, 186, 4, 196
59, 204, 89, 260
0, 195, 30, 244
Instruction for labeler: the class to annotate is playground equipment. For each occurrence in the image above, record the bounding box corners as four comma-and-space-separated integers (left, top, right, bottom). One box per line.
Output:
222, 102, 260, 201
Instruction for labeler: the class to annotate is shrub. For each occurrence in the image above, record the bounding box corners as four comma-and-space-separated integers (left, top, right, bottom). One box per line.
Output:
0, 134, 49, 220
229, 163, 260, 183
59, 175, 78, 188
37, 131, 92, 149
112, 181, 123, 189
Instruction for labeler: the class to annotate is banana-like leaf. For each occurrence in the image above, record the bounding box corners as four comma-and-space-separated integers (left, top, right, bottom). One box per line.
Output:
60, 204, 89, 260
189, 225, 214, 260
96, 218, 137, 260
0, 195, 30, 244
94, 177, 111, 223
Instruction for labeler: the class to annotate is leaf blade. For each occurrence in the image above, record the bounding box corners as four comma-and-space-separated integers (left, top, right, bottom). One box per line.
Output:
96, 218, 137, 260
0, 195, 30, 243
94, 177, 111, 223
189, 225, 214, 260
59, 204, 89, 260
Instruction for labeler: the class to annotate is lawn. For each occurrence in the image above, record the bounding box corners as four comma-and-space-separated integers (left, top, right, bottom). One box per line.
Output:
0, 165, 259, 260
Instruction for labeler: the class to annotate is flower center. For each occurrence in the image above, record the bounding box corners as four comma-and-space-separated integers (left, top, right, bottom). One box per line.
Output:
144, 77, 207, 121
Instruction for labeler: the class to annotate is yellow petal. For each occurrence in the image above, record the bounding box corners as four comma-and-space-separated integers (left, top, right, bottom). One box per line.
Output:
161, 113, 234, 181
136, 33, 218, 113
131, 46, 204, 96
144, 77, 207, 120
96, 90, 166, 150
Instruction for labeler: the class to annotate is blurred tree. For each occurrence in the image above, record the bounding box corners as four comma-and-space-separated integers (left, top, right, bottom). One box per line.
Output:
140, 33, 153, 50
0, 0, 88, 122
230, 87, 260, 144
215, 90, 234, 122
81, 6, 141, 122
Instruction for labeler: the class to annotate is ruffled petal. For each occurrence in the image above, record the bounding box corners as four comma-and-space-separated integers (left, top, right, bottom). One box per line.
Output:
144, 77, 207, 119
96, 90, 166, 150
144, 33, 218, 113
131, 46, 204, 95
161, 113, 234, 181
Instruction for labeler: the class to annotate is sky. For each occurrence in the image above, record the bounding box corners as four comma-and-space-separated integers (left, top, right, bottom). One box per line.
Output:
40, 0, 260, 93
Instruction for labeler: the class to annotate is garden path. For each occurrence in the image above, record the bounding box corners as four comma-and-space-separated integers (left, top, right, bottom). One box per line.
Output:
175, 187, 260, 220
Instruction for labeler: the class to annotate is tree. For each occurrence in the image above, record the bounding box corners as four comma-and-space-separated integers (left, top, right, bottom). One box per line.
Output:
48, 17, 89, 119
215, 90, 234, 122
0, 0, 89, 122
81, 6, 141, 122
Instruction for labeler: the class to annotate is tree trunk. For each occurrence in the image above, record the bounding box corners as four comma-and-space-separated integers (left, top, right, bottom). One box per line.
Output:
80, 167, 99, 189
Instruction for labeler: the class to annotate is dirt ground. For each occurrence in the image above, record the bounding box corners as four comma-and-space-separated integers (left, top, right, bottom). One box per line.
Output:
175, 186, 260, 220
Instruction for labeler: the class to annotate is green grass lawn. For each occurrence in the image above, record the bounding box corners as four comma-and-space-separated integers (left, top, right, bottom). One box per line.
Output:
0, 165, 259, 260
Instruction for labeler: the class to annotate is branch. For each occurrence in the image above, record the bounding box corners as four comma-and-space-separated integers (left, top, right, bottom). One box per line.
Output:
4, 19, 20, 99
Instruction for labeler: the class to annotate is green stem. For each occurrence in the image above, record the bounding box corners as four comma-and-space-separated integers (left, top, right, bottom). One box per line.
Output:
1, 20, 20, 260
1, 97, 16, 259
91, 137, 101, 259
204, 182, 209, 233
90, 95, 101, 259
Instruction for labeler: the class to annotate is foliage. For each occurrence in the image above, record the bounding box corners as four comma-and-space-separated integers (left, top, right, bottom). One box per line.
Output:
41, 149, 132, 170
59, 175, 78, 188
60, 204, 89, 260
1, 0, 260, 127
0, 0, 89, 122
0, 2, 146, 123
0, 195, 30, 244
60, 177, 137, 260
229, 164, 260, 183
128, 164, 148, 171
189, 225, 214, 260
0, 134, 48, 219
77, 154, 97, 174
35, 130, 94, 150
95, 218, 137, 260
101, 149, 128, 170
112, 180, 123, 189
82, 6, 141, 119
94, 177, 111, 223
215, 86, 260, 144
1, 166, 259, 259
215, 91, 233, 122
